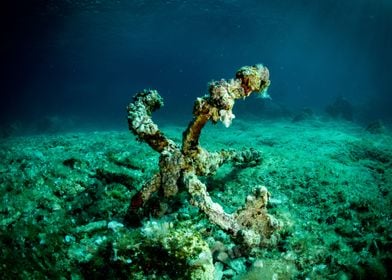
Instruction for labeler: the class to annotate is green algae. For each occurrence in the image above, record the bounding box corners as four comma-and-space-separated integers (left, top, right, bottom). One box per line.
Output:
0, 119, 391, 279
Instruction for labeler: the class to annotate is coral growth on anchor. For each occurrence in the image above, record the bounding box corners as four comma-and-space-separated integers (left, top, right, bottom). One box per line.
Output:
126, 64, 281, 248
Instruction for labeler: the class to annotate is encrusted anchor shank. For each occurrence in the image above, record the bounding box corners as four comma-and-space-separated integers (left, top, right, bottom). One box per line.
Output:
182, 64, 270, 154
126, 65, 281, 248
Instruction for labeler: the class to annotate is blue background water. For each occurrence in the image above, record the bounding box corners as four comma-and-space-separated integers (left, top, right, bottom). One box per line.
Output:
1, 0, 391, 130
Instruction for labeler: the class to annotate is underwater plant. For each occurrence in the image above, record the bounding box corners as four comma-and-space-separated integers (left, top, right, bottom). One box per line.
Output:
125, 64, 281, 248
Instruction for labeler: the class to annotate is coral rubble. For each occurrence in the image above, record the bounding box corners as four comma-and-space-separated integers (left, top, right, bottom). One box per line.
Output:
126, 65, 281, 248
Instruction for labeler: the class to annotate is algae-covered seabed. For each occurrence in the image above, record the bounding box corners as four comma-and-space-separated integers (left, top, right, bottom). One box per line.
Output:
0, 118, 391, 279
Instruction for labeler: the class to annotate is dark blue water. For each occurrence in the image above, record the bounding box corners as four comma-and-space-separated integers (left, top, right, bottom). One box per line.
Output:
1, 0, 391, 132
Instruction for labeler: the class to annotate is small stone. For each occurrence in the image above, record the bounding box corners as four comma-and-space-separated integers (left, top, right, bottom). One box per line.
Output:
216, 251, 229, 263
108, 220, 124, 232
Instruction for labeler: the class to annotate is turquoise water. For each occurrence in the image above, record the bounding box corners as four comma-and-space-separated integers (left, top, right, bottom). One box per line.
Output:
0, 1, 391, 279
1, 0, 391, 129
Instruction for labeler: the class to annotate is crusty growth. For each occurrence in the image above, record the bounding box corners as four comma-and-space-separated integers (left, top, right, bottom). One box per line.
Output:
127, 90, 175, 152
126, 65, 280, 247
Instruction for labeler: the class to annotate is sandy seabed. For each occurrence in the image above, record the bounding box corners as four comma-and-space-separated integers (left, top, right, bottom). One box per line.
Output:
0, 118, 391, 279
